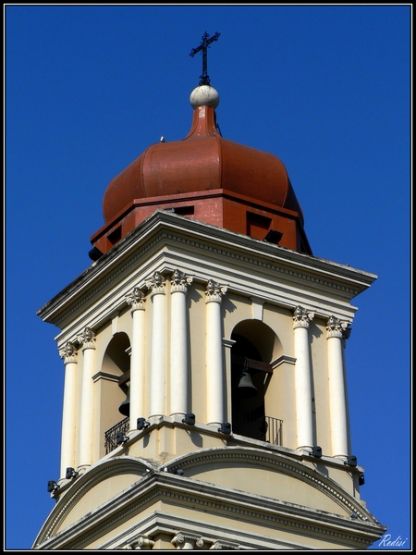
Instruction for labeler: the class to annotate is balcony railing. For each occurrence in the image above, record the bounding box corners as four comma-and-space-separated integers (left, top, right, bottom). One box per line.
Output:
104, 415, 282, 453
265, 415, 283, 446
105, 417, 129, 454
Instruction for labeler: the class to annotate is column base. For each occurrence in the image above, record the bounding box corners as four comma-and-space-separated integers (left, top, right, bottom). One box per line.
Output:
170, 412, 187, 422
148, 414, 164, 425
76, 464, 91, 476
333, 454, 349, 462
296, 446, 314, 455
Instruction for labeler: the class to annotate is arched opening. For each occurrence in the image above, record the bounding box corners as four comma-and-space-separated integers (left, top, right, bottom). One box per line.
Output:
99, 332, 131, 455
231, 320, 281, 442
103, 333, 131, 416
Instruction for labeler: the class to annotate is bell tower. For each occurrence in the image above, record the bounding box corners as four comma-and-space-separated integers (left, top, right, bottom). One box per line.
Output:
34, 42, 385, 549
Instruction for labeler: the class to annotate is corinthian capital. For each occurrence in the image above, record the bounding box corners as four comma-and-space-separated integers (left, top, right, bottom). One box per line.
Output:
292, 306, 314, 329
170, 269, 193, 293
129, 536, 155, 550
171, 533, 185, 548
205, 279, 227, 304
326, 316, 350, 339
145, 271, 166, 296
79, 327, 96, 349
59, 341, 77, 363
126, 286, 146, 311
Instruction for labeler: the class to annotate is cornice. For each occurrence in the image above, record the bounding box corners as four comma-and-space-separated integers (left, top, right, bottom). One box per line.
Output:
37, 211, 376, 332
34, 457, 384, 550
162, 446, 377, 524
34, 457, 155, 547
101, 511, 305, 550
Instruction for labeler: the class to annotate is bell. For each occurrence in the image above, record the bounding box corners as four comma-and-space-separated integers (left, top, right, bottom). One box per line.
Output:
118, 394, 130, 417
237, 370, 258, 397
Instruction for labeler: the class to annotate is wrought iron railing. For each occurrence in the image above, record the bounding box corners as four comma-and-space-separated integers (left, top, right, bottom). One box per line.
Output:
105, 417, 129, 454
104, 415, 282, 452
265, 415, 283, 446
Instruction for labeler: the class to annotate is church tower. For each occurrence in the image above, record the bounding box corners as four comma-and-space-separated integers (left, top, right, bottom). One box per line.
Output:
34, 37, 385, 550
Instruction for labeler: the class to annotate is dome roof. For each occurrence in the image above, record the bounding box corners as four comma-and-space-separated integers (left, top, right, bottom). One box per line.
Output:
91, 86, 311, 258
103, 97, 303, 226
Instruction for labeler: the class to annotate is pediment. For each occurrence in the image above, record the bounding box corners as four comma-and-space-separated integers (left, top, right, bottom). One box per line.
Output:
35, 457, 153, 545
164, 447, 373, 522
34, 450, 384, 550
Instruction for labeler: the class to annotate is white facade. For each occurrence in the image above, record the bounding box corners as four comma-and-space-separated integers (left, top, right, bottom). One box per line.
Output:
34, 211, 385, 549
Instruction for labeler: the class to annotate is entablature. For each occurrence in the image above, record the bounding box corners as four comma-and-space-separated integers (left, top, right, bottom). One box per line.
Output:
37, 211, 376, 346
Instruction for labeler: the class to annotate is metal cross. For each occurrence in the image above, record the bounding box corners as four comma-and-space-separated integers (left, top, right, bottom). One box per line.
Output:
190, 31, 221, 86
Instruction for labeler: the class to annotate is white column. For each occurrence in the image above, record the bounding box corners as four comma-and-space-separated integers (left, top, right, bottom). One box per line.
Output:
170, 270, 193, 418
78, 327, 96, 467
126, 287, 146, 431
223, 338, 236, 425
135, 536, 155, 550
292, 306, 315, 452
327, 315, 350, 460
59, 341, 78, 478
205, 280, 227, 427
171, 533, 195, 550
146, 272, 167, 419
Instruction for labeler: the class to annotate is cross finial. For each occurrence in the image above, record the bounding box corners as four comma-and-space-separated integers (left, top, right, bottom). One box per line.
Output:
190, 31, 220, 86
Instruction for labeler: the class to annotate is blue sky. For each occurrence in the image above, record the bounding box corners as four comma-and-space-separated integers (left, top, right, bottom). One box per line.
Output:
5, 5, 411, 550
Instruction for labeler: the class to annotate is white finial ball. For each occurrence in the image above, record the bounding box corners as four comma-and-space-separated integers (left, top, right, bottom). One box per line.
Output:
189, 85, 220, 109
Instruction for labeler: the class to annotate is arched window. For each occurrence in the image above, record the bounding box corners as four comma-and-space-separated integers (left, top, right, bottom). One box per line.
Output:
230, 320, 281, 443
231, 334, 267, 440
98, 332, 131, 455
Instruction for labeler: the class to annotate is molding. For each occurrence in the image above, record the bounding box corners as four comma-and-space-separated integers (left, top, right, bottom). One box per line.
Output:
162, 447, 375, 523
34, 457, 155, 546
101, 511, 303, 550
271, 355, 297, 368
34, 459, 384, 550
53, 249, 355, 349
92, 371, 120, 384
223, 338, 237, 349
50, 255, 363, 350
38, 212, 375, 331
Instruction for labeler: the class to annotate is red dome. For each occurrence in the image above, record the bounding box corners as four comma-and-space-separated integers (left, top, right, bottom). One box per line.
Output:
103, 106, 303, 225
90, 96, 311, 258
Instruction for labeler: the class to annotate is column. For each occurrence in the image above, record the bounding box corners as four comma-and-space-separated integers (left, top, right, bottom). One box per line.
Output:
146, 271, 167, 419
170, 270, 193, 418
126, 287, 146, 431
59, 341, 79, 478
171, 533, 195, 550
327, 315, 350, 459
205, 280, 227, 427
130, 536, 155, 550
78, 327, 96, 467
223, 338, 236, 425
292, 306, 315, 452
